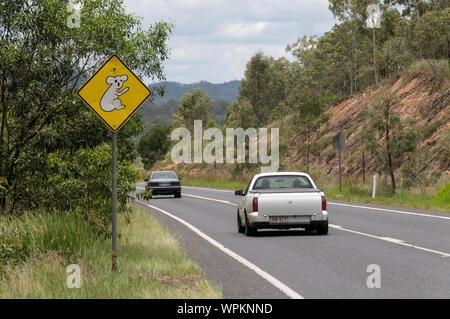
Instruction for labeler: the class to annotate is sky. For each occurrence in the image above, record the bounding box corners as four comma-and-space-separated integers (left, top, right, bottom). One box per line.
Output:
123, 0, 336, 84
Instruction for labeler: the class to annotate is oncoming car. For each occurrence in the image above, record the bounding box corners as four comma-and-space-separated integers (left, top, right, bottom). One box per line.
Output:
145, 171, 182, 198
235, 172, 328, 236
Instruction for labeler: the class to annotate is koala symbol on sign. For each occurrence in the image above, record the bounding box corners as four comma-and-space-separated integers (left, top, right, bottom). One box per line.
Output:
100, 75, 129, 112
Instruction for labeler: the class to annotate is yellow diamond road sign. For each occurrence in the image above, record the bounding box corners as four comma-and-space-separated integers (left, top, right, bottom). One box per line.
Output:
78, 55, 152, 132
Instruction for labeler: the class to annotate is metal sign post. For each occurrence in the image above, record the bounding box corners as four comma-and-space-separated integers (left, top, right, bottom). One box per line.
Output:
77, 55, 152, 273
338, 149, 342, 194
333, 132, 346, 195
111, 132, 118, 272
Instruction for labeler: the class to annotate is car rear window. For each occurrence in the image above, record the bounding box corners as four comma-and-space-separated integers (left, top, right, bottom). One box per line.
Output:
253, 175, 313, 190
151, 171, 177, 179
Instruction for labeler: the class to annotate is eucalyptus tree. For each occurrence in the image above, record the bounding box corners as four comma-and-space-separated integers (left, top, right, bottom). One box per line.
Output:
0, 0, 173, 212
366, 94, 416, 194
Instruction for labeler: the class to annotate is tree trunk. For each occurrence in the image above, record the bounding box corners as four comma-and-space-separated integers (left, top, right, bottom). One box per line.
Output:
306, 130, 310, 172
371, 27, 379, 85
385, 113, 395, 194
362, 150, 366, 184
388, 152, 396, 194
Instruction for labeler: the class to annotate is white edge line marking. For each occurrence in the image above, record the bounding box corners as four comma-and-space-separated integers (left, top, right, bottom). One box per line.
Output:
134, 199, 304, 299
329, 202, 450, 220
330, 224, 450, 257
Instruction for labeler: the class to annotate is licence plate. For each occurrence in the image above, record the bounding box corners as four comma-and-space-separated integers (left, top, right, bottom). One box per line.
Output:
160, 183, 170, 187
269, 216, 288, 224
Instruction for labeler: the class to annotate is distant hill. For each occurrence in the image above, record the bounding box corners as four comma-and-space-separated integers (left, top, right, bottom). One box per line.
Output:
138, 80, 241, 131
150, 80, 240, 103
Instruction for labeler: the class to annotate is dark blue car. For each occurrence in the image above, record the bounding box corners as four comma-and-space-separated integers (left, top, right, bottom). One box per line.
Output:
145, 171, 182, 198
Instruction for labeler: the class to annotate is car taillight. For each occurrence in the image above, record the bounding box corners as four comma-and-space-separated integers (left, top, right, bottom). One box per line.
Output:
149, 182, 159, 186
321, 195, 327, 211
171, 181, 180, 186
252, 197, 258, 212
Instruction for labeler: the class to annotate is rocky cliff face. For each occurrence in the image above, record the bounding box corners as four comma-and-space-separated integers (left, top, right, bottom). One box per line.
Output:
291, 70, 449, 181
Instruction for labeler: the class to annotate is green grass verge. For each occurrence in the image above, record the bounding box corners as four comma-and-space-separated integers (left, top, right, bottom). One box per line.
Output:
323, 186, 449, 213
0, 207, 222, 298
181, 177, 449, 213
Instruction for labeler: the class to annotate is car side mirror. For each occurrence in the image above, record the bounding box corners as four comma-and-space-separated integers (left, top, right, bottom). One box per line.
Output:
235, 190, 244, 196
144, 179, 148, 182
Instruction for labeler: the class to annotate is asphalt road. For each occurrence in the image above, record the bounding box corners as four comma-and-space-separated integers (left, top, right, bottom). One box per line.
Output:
134, 183, 450, 299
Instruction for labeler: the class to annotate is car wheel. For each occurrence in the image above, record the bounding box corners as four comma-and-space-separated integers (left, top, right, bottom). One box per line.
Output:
304, 225, 314, 233
244, 213, 257, 237
316, 221, 328, 235
237, 212, 245, 233
175, 192, 181, 198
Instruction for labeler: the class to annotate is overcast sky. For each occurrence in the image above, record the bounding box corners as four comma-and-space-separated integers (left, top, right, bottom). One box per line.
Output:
123, 0, 336, 84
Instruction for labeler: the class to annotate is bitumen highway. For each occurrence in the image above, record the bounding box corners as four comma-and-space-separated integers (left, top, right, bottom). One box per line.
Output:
134, 183, 450, 299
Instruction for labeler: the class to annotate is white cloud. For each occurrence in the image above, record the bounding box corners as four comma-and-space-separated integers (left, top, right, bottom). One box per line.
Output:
123, 0, 336, 83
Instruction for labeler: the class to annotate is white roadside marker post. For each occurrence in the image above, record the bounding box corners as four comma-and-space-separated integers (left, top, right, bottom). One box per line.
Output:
372, 174, 377, 199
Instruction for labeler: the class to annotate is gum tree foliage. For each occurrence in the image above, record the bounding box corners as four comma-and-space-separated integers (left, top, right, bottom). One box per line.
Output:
366, 94, 416, 194
0, 0, 173, 212
238, 52, 289, 127
288, 87, 330, 171
224, 98, 258, 130
411, 8, 450, 78
172, 88, 216, 132
137, 124, 171, 170
44, 143, 138, 237
329, 0, 384, 85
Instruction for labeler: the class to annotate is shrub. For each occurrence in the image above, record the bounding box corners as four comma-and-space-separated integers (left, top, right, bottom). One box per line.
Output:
432, 182, 450, 205
44, 143, 138, 238
137, 190, 153, 201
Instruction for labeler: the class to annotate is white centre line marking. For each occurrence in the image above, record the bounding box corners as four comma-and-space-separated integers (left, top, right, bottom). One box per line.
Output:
175, 190, 450, 258
330, 224, 450, 257
183, 193, 236, 206
135, 199, 304, 299
183, 186, 234, 193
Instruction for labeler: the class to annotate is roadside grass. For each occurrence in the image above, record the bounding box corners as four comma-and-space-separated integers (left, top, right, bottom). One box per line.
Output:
323, 186, 449, 213
0, 207, 222, 298
181, 177, 449, 213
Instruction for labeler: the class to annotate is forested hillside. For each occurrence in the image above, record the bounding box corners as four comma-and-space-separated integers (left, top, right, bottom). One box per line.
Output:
147, 0, 449, 198
138, 80, 240, 130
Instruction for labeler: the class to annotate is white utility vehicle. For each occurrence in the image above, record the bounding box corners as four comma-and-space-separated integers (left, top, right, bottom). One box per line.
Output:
235, 172, 328, 236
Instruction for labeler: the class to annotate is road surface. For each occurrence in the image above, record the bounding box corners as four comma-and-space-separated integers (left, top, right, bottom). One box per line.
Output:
134, 183, 450, 299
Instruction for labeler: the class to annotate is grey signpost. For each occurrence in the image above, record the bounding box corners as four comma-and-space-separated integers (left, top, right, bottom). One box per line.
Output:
111, 132, 117, 272
332, 132, 346, 195
77, 55, 152, 273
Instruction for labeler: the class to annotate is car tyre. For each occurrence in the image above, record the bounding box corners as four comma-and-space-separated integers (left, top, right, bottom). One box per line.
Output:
175, 192, 181, 198
304, 225, 314, 233
244, 213, 257, 237
316, 221, 328, 235
237, 212, 245, 233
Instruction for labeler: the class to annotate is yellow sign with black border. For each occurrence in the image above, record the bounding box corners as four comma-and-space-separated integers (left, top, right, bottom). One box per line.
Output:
77, 55, 152, 132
